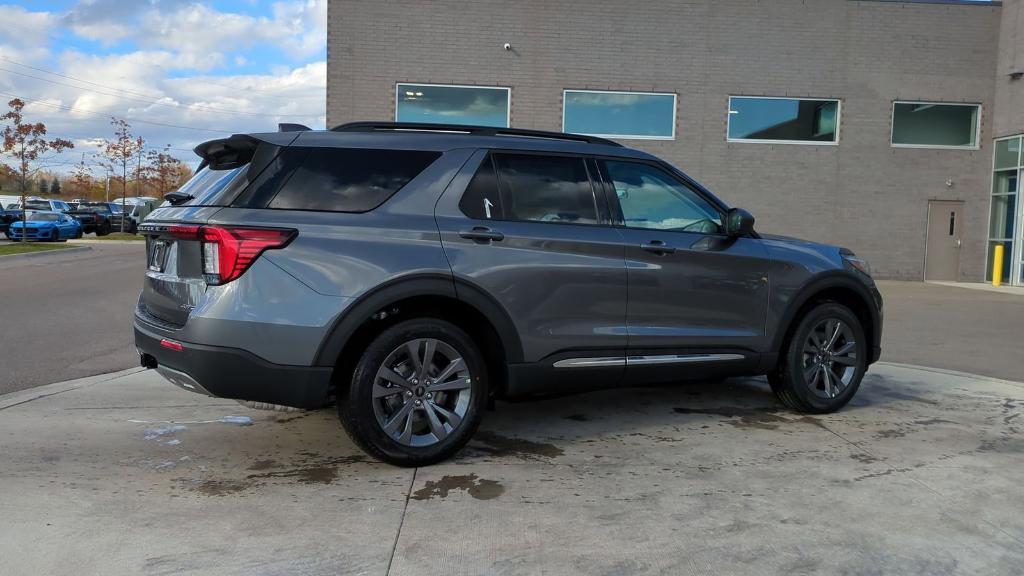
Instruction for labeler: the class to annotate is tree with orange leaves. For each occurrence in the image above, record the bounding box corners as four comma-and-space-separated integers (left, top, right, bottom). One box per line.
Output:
0, 98, 74, 242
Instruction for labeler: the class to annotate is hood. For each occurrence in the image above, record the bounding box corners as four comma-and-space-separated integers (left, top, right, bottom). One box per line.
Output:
12, 220, 56, 229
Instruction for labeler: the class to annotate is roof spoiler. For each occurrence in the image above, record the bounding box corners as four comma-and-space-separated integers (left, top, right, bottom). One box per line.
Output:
278, 123, 311, 132
193, 134, 261, 171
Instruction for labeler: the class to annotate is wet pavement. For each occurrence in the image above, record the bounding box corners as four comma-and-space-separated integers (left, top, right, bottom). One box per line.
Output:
1, 363, 1021, 575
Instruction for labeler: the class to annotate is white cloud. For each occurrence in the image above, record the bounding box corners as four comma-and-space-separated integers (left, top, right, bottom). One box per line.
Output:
0, 1, 327, 173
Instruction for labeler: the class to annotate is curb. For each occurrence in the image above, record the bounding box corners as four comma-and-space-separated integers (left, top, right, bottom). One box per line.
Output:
0, 245, 92, 259
876, 361, 1024, 389
0, 367, 146, 410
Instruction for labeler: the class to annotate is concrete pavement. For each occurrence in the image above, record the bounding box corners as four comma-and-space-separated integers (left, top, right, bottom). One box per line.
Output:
1, 363, 1021, 575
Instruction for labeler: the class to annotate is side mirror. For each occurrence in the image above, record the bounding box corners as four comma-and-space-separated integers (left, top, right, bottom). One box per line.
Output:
725, 208, 755, 237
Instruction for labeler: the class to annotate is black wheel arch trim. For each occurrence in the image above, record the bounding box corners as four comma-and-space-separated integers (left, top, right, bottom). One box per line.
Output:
770, 271, 882, 362
312, 273, 524, 368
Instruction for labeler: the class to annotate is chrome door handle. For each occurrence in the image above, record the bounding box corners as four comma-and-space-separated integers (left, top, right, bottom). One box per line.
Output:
641, 240, 676, 254
459, 227, 505, 242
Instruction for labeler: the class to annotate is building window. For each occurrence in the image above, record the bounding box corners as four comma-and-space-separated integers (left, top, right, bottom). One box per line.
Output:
395, 83, 510, 127
988, 136, 1024, 285
891, 102, 980, 149
727, 96, 840, 144
562, 90, 676, 140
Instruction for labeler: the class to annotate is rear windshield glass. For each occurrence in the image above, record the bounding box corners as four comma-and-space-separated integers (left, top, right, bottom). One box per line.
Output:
175, 166, 247, 206
266, 148, 441, 212
78, 204, 110, 213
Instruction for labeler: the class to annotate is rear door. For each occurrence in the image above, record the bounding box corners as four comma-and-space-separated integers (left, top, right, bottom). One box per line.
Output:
595, 159, 770, 381
435, 150, 627, 381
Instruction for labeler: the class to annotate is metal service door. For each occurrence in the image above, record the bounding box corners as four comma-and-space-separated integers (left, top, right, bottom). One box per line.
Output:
925, 200, 964, 281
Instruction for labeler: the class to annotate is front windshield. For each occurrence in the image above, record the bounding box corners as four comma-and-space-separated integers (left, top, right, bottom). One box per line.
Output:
25, 201, 50, 210
28, 213, 59, 221
78, 205, 109, 213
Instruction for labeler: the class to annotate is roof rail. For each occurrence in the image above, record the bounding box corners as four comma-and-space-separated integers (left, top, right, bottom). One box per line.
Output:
330, 121, 623, 147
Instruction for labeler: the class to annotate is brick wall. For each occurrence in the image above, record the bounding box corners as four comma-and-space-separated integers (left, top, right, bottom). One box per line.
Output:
328, 0, 1001, 280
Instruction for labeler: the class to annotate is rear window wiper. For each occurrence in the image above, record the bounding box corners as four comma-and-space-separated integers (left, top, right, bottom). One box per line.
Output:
164, 191, 194, 205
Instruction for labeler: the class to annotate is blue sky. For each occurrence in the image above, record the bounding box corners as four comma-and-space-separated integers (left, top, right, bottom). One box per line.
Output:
0, 0, 326, 171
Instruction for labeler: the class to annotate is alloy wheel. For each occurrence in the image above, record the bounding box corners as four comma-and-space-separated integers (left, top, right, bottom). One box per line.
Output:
372, 338, 472, 447
802, 318, 858, 399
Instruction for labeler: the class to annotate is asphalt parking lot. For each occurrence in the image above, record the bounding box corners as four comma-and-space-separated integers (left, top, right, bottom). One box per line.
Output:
0, 240, 143, 394
1, 363, 1021, 575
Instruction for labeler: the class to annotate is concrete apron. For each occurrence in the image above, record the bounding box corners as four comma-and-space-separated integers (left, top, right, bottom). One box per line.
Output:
0, 364, 1021, 575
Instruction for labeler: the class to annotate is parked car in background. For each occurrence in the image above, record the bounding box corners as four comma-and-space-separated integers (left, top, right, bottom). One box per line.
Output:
0, 206, 23, 238
7, 210, 82, 241
0, 195, 23, 210
134, 122, 883, 466
19, 199, 73, 214
67, 202, 114, 236
109, 199, 158, 234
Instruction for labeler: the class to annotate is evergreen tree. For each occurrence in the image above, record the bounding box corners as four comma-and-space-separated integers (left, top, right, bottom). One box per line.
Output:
49, 178, 61, 196
37, 178, 47, 194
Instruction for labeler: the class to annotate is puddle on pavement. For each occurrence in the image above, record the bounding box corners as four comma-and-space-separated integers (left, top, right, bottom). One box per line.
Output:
411, 473, 504, 501
673, 406, 795, 430
469, 430, 564, 459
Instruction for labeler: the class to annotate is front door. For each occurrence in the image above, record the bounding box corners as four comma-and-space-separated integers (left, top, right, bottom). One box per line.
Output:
925, 200, 964, 281
596, 159, 770, 383
435, 150, 627, 383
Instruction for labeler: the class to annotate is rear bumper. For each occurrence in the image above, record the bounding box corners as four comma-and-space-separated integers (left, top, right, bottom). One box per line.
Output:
134, 320, 332, 409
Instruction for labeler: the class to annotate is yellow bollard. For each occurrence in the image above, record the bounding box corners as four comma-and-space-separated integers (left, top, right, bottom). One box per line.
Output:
993, 244, 1004, 287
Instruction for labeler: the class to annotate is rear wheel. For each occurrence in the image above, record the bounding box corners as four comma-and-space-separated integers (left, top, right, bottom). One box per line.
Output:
96, 223, 110, 237
339, 319, 488, 466
768, 303, 866, 414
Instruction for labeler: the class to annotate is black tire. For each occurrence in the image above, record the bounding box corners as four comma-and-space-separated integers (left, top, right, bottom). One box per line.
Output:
768, 302, 867, 414
130, 222, 138, 235
75, 228, 83, 239
339, 318, 488, 467
96, 223, 110, 237
50, 229, 59, 242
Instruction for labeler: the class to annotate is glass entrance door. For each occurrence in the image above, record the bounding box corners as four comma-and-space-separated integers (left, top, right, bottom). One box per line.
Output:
989, 136, 1024, 285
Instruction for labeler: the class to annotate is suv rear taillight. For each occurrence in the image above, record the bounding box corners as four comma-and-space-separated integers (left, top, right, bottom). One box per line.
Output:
199, 226, 296, 285
163, 224, 296, 285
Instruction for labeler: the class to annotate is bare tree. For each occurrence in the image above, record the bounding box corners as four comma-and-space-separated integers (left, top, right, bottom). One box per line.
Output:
98, 118, 143, 232
0, 98, 73, 242
70, 154, 93, 199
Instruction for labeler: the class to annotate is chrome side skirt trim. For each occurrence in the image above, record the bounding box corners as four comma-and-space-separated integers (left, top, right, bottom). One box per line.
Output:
552, 357, 627, 368
627, 353, 745, 366
553, 353, 745, 368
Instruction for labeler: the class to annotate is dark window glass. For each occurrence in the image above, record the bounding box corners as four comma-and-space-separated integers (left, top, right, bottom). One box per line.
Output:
493, 154, 598, 225
268, 148, 440, 212
603, 160, 722, 233
728, 97, 839, 143
459, 157, 503, 220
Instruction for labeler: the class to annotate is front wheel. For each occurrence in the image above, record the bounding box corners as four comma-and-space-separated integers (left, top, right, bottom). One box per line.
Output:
769, 303, 867, 414
96, 223, 110, 237
50, 229, 59, 242
339, 319, 488, 466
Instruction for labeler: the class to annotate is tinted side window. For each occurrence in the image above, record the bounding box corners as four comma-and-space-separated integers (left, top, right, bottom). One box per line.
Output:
268, 148, 441, 212
459, 156, 503, 220
602, 160, 722, 234
493, 153, 598, 225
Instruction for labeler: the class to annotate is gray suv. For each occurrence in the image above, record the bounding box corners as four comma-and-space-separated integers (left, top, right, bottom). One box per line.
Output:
135, 122, 882, 466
